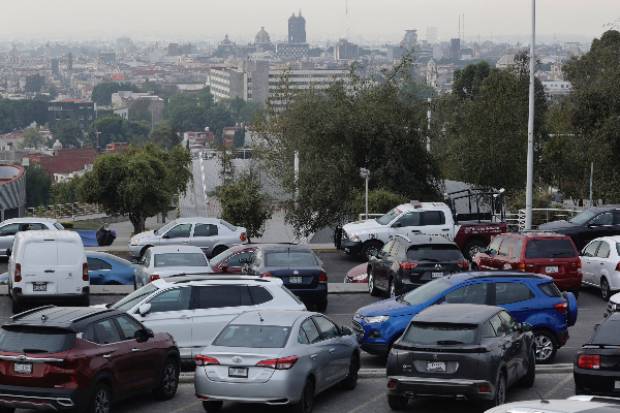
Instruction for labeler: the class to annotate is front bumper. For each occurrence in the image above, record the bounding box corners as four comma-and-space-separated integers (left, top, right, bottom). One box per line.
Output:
0, 384, 81, 411
388, 376, 495, 401
340, 239, 363, 255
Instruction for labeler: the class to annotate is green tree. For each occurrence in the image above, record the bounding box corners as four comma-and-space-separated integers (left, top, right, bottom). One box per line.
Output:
51, 120, 83, 148
91, 82, 140, 106
51, 177, 83, 204
216, 171, 272, 241
25, 165, 51, 208
90, 115, 150, 148
19, 127, 46, 149
80, 145, 191, 234
150, 122, 180, 149
351, 189, 408, 216
452, 61, 491, 99
0, 99, 48, 133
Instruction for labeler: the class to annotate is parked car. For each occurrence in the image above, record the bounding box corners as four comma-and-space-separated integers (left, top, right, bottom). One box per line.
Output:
539, 206, 620, 250
353, 272, 577, 363
8, 230, 89, 313
486, 396, 620, 413
368, 235, 469, 297
209, 244, 257, 273
574, 312, 620, 396
580, 236, 620, 300
134, 245, 212, 287
344, 263, 369, 284
128, 217, 247, 259
244, 244, 328, 311
0, 217, 63, 258
195, 310, 359, 413
110, 276, 306, 363
0, 306, 180, 413
473, 232, 582, 295
386, 304, 536, 410
87, 251, 136, 286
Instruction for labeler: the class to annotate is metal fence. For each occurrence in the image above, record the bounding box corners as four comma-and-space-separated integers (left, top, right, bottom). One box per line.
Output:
26, 203, 105, 221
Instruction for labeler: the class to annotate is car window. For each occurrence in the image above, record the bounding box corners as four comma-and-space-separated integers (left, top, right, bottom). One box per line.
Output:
149, 287, 192, 313
489, 315, 504, 336
444, 283, 488, 305
525, 239, 577, 259
597, 242, 611, 259
193, 224, 218, 237
0, 326, 75, 353
300, 318, 321, 344
402, 278, 452, 306
591, 320, 620, 346
406, 244, 464, 261
582, 241, 600, 257
164, 224, 192, 239
88, 257, 112, 271
111, 284, 158, 312
0, 223, 20, 236
498, 311, 517, 333
264, 251, 318, 267
248, 286, 273, 305
487, 236, 503, 255
154, 253, 208, 267
539, 282, 562, 298
402, 322, 478, 345
510, 240, 523, 259
54, 223, 65, 230
115, 315, 143, 340
297, 327, 310, 344
213, 325, 291, 348
494, 282, 533, 305
312, 316, 339, 340
498, 238, 513, 257
226, 251, 254, 267
480, 321, 497, 338
192, 285, 252, 309
25, 223, 46, 230
421, 211, 446, 226
591, 213, 613, 226
91, 319, 122, 344
395, 212, 420, 227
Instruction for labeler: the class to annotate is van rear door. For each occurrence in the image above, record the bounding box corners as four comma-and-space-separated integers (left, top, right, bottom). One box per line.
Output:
56, 240, 85, 295
21, 240, 59, 295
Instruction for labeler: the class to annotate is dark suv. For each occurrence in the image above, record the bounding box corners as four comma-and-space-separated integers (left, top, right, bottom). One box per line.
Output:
0, 306, 180, 413
386, 304, 535, 410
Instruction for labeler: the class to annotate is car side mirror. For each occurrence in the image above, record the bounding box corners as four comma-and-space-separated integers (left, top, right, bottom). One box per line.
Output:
162, 234, 170, 239
5, 248, 10, 257
340, 326, 353, 336
138, 303, 152, 316
135, 328, 154, 343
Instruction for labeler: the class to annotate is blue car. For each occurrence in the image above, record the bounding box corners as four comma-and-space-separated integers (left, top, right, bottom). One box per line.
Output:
353, 271, 578, 363
86, 251, 136, 286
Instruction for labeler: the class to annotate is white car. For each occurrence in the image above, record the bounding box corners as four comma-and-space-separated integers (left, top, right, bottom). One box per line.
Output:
109, 276, 306, 361
580, 236, 620, 300
134, 245, 213, 287
8, 230, 89, 313
486, 395, 620, 413
128, 217, 247, 259
0, 217, 63, 257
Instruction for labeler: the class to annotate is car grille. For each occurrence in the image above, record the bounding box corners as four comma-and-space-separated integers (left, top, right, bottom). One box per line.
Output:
352, 320, 364, 336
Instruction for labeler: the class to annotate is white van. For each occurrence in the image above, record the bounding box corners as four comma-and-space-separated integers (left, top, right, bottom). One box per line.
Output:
8, 230, 89, 313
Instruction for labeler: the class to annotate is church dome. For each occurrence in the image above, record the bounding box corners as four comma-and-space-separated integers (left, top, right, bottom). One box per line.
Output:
255, 27, 271, 45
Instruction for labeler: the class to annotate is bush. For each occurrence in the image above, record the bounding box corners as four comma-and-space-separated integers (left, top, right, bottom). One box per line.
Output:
351, 188, 407, 217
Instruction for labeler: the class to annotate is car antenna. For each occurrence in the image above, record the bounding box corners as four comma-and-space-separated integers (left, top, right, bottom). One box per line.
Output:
532, 387, 549, 404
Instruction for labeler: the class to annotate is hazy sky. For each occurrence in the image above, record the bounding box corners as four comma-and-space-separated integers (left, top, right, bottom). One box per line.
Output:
1, 0, 618, 43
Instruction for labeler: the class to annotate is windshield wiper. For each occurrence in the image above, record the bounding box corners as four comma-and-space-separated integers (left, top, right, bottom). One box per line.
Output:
436, 340, 465, 345
22, 348, 48, 354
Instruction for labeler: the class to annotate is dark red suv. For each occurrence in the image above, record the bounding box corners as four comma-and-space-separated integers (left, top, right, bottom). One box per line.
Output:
473, 232, 582, 294
0, 306, 180, 413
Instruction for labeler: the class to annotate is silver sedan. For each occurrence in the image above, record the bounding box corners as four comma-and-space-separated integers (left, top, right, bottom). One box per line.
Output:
195, 310, 360, 413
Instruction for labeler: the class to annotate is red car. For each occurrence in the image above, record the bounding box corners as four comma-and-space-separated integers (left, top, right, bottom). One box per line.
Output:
344, 263, 369, 283
473, 232, 582, 294
0, 306, 180, 413
209, 245, 257, 273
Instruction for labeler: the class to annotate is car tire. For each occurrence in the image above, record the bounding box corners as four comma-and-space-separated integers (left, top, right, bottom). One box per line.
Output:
11, 297, 22, 314
519, 348, 536, 388
601, 278, 611, 301
202, 401, 223, 412
387, 395, 408, 411
340, 353, 360, 390
86, 383, 111, 413
361, 241, 383, 261
153, 358, 180, 400
368, 273, 380, 297
533, 330, 557, 364
292, 379, 315, 413
315, 299, 328, 313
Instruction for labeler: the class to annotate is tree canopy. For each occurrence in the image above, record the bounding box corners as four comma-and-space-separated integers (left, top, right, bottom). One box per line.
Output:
51, 120, 83, 148
89, 114, 150, 148
150, 121, 181, 149
0, 99, 48, 133
25, 165, 51, 208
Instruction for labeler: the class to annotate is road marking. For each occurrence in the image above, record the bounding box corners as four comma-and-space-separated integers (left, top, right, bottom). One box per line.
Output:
544, 374, 573, 398
346, 392, 384, 413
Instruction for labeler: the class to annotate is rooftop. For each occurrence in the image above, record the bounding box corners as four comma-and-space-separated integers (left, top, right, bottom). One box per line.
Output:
414, 304, 501, 324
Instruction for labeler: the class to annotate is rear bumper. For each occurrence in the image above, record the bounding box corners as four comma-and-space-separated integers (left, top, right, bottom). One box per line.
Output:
0, 384, 81, 411
574, 369, 620, 396
552, 276, 582, 292
13, 288, 89, 303
288, 284, 328, 304
388, 376, 495, 400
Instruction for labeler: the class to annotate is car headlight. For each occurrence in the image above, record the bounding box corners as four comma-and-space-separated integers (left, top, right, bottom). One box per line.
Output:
350, 235, 361, 242
365, 315, 390, 324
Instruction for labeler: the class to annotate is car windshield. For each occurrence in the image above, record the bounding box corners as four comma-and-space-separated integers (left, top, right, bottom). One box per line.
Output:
154, 253, 208, 267
209, 248, 237, 266
591, 320, 620, 346
401, 278, 451, 306
376, 208, 401, 226
0, 326, 75, 353
213, 325, 291, 348
407, 245, 464, 262
569, 210, 598, 225
154, 221, 177, 235
402, 322, 478, 345
265, 251, 317, 267
111, 284, 158, 311
525, 239, 577, 259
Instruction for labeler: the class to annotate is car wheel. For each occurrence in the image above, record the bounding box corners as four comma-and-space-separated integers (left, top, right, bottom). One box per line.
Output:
519, 347, 536, 388
368, 274, 380, 297
388, 280, 396, 299
11, 297, 22, 314
362, 241, 383, 261
202, 401, 223, 412
533, 330, 557, 364
601, 278, 611, 301
292, 379, 315, 413
340, 353, 360, 390
87, 383, 111, 413
387, 395, 408, 411
153, 358, 180, 400
315, 299, 328, 313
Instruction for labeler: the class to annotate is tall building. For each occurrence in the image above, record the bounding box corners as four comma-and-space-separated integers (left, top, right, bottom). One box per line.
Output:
254, 27, 274, 52
334, 39, 360, 61
449, 38, 461, 61
288, 11, 306, 44
51, 58, 60, 78
401, 30, 418, 51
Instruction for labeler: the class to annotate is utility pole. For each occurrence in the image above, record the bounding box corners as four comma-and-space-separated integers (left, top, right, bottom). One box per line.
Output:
589, 162, 594, 207
294, 151, 300, 203
525, 0, 536, 230
426, 98, 432, 152
359, 168, 370, 220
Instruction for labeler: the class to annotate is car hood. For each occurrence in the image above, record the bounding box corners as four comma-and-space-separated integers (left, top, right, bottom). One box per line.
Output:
357, 297, 421, 318
130, 230, 158, 245
343, 219, 383, 235
538, 219, 576, 230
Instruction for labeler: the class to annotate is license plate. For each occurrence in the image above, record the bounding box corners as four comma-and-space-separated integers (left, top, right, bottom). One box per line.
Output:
426, 361, 446, 373
546, 266, 559, 273
32, 282, 47, 292
228, 367, 248, 378
615, 380, 620, 390
289, 276, 303, 284
14, 362, 32, 374
431, 272, 444, 279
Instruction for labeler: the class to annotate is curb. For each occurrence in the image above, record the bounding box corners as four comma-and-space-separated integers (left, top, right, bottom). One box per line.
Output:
178, 364, 573, 384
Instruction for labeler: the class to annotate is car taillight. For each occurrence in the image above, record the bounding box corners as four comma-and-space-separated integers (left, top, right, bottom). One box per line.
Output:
577, 354, 600, 370
616, 262, 620, 272
14, 263, 21, 283
478, 383, 492, 393
517, 262, 526, 272
82, 263, 89, 281
457, 259, 470, 270
256, 356, 298, 370
260, 272, 272, 278
400, 262, 418, 271
148, 274, 160, 282
387, 378, 397, 389
195, 355, 220, 366
240, 232, 247, 242
319, 272, 328, 283
554, 301, 568, 315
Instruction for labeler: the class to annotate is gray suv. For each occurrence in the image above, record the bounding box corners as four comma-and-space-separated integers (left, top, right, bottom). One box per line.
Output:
0, 217, 63, 257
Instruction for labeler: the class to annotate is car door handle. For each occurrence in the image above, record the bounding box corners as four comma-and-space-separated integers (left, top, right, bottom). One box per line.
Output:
102, 353, 115, 359
442, 228, 450, 232
44, 270, 55, 273
411, 230, 421, 233
131, 348, 142, 352
310, 354, 318, 360
179, 315, 190, 319
600, 262, 605, 266
328, 348, 336, 354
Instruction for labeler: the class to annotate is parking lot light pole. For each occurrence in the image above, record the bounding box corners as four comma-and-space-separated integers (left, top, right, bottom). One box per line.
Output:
360, 168, 370, 220
525, 0, 536, 230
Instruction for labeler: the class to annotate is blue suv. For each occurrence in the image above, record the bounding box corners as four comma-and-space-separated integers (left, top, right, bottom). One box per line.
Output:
353, 272, 578, 363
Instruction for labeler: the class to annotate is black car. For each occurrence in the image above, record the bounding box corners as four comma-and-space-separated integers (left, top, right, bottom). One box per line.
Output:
368, 235, 469, 297
244, 244, 328, 311
386, 304, 535, 410
539, 206, 620, 250
574, 312, 620, 396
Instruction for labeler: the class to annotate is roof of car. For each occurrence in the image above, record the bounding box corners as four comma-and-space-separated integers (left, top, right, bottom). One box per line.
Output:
7, 306, 119, 331
589, 206, 620, 213
254, 244, 315, 253
1, 217, 58, 224
147, 245, 206, 254
489, 396, 620, 413
86, 251, 131, 263
589, 236, 620, 244
156, 274, 284, 286
499, 231, 573, 239
14, 229, 82, 242
395, 201, 452, 213
445, 271, 552, 284
414, 304, 502, 324
230, 310, 315, 326
168, 217, 227, 225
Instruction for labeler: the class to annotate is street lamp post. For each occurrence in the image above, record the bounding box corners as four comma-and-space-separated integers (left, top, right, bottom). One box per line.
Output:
359, 168, 370, 220
525, 0, 536, 230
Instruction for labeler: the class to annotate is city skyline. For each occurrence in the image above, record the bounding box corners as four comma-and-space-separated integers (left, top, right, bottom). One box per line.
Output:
1, 0, 618, 44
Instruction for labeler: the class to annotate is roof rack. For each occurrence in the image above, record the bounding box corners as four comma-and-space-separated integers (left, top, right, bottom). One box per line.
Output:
10, 305, 56, 320
69, 309, 113, 323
